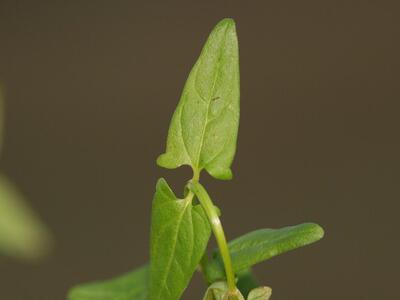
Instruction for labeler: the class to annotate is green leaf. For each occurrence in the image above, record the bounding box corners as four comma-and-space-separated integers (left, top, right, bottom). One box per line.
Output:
0, 174, 52, 260
206, 223, 324, 282
68, 265, 148, 300
247, 287, 272, 300
203, 281, 245, 300
236, 269, 259, 298
203, 282, 229, 300
157, 18, 240, 180
149, 178, 211, 300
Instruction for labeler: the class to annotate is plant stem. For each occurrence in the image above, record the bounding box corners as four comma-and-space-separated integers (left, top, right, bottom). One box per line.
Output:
188, 181, 237, 293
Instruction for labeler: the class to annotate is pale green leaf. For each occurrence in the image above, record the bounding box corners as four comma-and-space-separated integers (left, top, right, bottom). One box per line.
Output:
206, 223, 324, 282
68, 265, 148, 300
203, 281, 245, 300
149, 178, 211, 300
157, 18, 240, 180
247, 287, 272, 300
203, 282, 229, 300
0, 174, 52, 260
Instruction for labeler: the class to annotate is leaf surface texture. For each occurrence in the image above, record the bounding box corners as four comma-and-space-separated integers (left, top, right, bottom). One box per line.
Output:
157, 18, 240, 180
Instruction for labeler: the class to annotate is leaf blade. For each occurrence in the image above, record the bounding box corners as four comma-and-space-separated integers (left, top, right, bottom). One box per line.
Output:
68, 265, 148, 300
149, 178, 211, 300
206, 223, 324, 282
247, 287, 272, 300
157, 18, 240, 180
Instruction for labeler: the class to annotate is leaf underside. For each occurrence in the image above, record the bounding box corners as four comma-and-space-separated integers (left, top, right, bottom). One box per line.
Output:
68, 265, 148, 300
206, 223, 324, 282
149, 178, 211, 300
157, 18, 240, 180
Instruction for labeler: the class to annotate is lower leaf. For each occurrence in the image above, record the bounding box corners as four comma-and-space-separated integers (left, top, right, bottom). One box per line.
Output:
68, 265, 148, 300
149, 178, 211, 300
206, 223, 324, 282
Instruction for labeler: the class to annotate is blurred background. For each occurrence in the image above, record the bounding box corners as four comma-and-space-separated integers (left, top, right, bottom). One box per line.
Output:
0, 1, 399, 299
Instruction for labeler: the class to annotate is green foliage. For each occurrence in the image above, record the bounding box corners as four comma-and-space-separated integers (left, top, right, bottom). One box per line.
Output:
205, 223, 324, 283
68, 18, 324, 300
0, 90, 51, 260
149, 179, 211, 300
68, 265, 148, 300
157, 18, 240, 180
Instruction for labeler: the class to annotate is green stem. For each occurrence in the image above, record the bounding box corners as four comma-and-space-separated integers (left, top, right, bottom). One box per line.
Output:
188, 181, 237, 293
192, 168, 200, 182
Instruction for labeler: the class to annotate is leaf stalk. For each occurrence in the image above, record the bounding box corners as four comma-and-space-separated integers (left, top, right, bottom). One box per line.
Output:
188, 181, 237, 293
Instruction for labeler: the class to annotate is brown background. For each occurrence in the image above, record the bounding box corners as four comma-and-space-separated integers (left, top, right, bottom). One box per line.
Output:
0, 1, 399, 299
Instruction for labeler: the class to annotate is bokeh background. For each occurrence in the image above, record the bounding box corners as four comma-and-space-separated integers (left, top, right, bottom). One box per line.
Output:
1, 1, 399, 299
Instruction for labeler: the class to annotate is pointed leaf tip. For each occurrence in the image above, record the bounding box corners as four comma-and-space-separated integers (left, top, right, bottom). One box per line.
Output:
216, 18, 236, 29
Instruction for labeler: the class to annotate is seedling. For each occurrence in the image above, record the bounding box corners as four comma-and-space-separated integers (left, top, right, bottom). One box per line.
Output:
68, 18, 324, 300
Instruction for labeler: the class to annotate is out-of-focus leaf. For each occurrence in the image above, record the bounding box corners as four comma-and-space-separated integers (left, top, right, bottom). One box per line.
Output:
68, 265, 148, 300
0, 174, 52, 260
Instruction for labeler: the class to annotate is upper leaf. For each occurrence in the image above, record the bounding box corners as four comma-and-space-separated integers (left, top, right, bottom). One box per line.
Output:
149, 178, 211, 300
205, 223, 324, 282
157, 18, 240, 180
0, 174, 52, 260
68, 265, 148, 300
